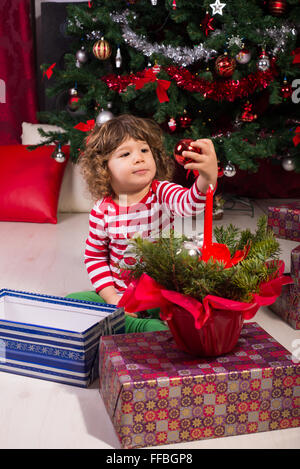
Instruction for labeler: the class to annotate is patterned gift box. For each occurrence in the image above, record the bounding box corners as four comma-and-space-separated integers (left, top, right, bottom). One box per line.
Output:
99, 323, 300, 449
0, 289, 124, 387
269, 284, 300, 330
267, 203, 300, 242
291, 245, 300, 288
269, 245, 300, 330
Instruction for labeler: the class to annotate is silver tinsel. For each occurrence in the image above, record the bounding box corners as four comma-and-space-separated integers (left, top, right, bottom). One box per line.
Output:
264, 24, 297, 56
110, 11, 217, 66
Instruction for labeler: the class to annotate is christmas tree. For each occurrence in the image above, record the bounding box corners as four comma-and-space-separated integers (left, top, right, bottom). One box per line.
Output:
37, 0, 300, 177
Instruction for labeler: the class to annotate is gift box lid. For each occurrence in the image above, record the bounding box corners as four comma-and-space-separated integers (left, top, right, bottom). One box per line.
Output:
0, 289, 125, 387
268, 202, 300, 214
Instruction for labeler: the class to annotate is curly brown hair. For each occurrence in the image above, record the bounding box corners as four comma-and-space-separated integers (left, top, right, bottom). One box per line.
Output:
79, 114, 175, 200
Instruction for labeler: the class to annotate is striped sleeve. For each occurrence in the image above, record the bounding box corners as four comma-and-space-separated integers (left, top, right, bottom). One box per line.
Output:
155, 180, 207, 217
84, 202, 114, 293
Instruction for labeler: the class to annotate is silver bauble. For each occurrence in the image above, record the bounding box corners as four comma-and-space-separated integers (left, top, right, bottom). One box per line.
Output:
151, 0, 158, 4
282, 157, 295, 172
96, 109, 114, 126
76, 46, 88, 64
224, 161, 236, 177
257, 53, 270, 72
53, 148, 66, 163
69, 87, 78, 96
183, 241, 201, 256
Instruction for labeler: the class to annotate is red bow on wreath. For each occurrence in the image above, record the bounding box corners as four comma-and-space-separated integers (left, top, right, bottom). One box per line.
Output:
43, 63, 56, 80
74, 119, 95, 132
135, 69, 171, 103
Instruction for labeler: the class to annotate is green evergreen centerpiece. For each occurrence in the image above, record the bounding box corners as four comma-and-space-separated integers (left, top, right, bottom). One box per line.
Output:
119, 215, 292, 356
123, 216, 281, 304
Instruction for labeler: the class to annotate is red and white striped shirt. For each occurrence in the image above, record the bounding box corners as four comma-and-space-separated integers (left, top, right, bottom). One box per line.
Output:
84, 180, 207, 295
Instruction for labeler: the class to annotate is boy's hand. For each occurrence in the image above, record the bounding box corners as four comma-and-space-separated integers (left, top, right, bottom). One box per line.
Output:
182, 139, 218, 193
125, 311, 138, 318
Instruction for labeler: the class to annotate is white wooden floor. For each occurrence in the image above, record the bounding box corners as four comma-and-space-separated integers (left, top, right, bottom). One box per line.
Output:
0, 199, 299, 449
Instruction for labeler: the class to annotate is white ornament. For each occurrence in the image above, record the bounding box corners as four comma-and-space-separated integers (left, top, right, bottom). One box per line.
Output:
236, 48, 251, 64
168, 117, 176, 132
210, 0, 226, 16
282, 157, 295, 172
224, 161, 236, 177
227, 35, 243, 49
115, 46, 122, 68
96, 109, 114, 126
257, 51, 270, 72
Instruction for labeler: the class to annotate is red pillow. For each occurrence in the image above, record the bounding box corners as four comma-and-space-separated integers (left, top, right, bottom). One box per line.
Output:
0, 145, 69, 223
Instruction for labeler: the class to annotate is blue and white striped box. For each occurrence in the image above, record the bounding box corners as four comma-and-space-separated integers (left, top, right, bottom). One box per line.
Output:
0, 289, 125, 387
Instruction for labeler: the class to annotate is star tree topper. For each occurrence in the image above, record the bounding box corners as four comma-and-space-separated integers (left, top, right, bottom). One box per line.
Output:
210, 0, 226, 15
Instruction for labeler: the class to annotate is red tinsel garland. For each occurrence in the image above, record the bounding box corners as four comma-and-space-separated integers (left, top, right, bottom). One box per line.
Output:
166, 63, 278, 102
101, 62, 278, 102
166, 62, 277, 101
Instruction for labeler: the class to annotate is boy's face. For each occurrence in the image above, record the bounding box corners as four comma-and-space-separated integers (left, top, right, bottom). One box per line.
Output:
107, 137, 157, 195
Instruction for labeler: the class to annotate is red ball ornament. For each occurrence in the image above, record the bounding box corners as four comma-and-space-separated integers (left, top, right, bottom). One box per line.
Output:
179, 110, 192, 129
173, 139, 201, 166
215, 54, 236, 77
268, 0, 286, 16
280, 79, 292, 100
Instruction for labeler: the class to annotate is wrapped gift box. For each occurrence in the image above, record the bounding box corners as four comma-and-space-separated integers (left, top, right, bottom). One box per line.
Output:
99, 323, 300, 449
0, 289, 124, 387
269, 246, 300, 330
269, 284, 300, 330
267, 203, 300, 242
291, 245, 300, 288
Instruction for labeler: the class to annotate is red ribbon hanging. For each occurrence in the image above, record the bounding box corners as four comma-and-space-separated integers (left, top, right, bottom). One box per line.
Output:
135, 69, 171, 103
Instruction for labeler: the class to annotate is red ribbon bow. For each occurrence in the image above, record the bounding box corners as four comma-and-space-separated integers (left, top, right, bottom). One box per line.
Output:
293, 126, 300, 147
43, 63, 56, 80
74, 119, 95, 132
135, 69, 171, 103
292, 47, 300, 65
200, 242, 251, 268
118, 262, 292, 330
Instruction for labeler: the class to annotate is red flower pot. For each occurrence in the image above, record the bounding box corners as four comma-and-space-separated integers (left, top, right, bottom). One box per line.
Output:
166, 305, 244, 356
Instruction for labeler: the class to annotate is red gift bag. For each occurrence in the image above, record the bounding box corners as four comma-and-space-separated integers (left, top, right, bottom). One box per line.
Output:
118, 261, 293, 357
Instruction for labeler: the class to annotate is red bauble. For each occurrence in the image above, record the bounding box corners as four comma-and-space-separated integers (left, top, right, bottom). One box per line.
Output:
68, 95, 80, 111
280, 81, 292, 99
269, 0, 286, 16
179, 111, 192, 129
215, 54, 236, 77
173, 139, 201, 166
